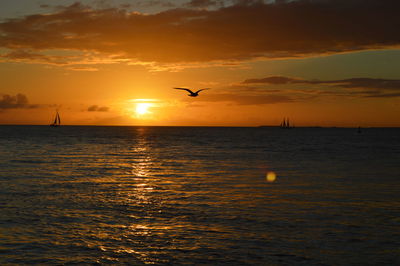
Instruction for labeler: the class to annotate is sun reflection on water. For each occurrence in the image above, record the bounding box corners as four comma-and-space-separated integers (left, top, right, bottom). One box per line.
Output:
131, 161, 151, 177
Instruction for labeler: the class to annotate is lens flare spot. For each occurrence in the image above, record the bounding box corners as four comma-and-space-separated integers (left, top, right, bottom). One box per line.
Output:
266, 171, 277, 182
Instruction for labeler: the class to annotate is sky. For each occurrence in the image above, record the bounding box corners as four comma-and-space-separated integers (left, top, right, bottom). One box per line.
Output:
0, 0, 399, 127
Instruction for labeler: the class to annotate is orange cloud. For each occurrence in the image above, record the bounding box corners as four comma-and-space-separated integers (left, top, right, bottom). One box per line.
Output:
0, 0, 399, 66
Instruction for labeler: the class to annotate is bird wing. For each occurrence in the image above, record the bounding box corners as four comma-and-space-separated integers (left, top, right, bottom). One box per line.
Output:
174, 87, 194, 93
195, 88, 209, 94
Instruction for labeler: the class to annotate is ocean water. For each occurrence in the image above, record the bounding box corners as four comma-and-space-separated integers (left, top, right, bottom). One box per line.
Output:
0, 125, 399, 265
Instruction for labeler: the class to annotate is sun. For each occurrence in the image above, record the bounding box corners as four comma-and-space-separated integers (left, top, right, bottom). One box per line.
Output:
127, 99, 159, 119
135, 103, 152, 116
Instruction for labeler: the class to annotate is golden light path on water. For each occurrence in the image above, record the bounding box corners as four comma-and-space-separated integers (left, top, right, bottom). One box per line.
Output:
75, 127, 160, 263
100, 126, 239, 263
112, 127, 178, 263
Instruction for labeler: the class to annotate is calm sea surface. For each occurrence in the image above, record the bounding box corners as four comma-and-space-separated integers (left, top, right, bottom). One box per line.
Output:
0, 126, 399, 265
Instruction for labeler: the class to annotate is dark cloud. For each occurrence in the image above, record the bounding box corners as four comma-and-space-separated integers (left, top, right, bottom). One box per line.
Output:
186, 0, 224, 8
0, 0, 399, 65
327, 78, 400, 90
133, 1, 176, 8
232, 0, 265, 6
243, 76, 400, 89
364, 92, 400, 98
88, 105, 109, 112
243, 76, 400, 98
0, 94, 38, 110
243, 76, 303, 84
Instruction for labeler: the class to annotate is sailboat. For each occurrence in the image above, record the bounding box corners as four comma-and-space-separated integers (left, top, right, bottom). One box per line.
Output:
280, 117, 291, 128
50, 110, 61, 127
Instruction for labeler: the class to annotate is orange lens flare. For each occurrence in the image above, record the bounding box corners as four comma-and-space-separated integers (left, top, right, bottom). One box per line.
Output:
266, 171, 277, 182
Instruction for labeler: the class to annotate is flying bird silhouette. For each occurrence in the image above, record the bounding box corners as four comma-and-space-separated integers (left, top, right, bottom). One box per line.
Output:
174, 87, 209, 97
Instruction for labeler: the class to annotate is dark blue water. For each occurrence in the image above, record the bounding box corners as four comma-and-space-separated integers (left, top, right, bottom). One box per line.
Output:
1, 126, 399, 265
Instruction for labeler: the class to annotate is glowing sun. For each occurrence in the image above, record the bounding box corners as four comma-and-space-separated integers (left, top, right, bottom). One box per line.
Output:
135, 103, 152, 115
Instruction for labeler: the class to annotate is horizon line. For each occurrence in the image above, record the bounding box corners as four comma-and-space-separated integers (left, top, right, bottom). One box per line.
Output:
0, 124, 399, 129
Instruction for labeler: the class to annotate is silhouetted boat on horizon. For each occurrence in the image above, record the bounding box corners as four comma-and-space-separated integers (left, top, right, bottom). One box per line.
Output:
280, 117, 292, 128
50, 110, 61, 127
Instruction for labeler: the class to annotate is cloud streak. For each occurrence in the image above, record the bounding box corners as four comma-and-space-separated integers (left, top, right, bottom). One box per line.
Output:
186, 0, 224, 8
0, 0, 399, 66
186, 92, 294, 105
243, 76, 400, 98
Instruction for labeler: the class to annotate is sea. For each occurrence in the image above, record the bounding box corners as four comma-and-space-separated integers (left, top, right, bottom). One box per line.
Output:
0, 125, 399, 265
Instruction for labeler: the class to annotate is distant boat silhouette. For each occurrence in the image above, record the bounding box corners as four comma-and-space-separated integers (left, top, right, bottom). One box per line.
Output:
174, 87, 209, 97
50, 110, 61, 127
280, 117, 292, 128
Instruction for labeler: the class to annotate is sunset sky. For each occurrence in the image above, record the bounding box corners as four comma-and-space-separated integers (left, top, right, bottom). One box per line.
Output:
0, 0, 399, 127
